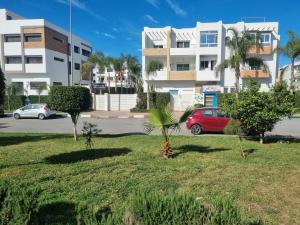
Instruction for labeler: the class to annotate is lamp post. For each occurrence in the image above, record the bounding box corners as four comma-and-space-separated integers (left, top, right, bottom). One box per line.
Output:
69, 0, 73, 86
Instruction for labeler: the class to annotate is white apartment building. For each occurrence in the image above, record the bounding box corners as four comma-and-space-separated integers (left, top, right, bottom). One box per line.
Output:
279, 62, 300, 90
0, 9, 92, 95
142, 21, 279, 110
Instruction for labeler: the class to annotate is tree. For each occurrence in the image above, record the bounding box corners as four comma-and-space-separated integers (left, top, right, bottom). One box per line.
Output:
146, 60, 163, 110
275, 31, 300, 88
35, 83, 48, 103
125, 55, 141, 93
48, 86, 91, 141
221, 80, 295, 144
0, 66, 5, 107
216, 28, 267, 92
144, 106, 193, 159
5, 83, 21, 112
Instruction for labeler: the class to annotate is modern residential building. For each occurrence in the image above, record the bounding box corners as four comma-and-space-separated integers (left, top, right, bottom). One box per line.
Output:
142, 21, 280, 110
0, 8, 92, 95
278, 62, 300, 90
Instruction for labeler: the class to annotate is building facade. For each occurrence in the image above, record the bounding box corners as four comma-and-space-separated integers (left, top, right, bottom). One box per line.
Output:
0, 9, 92, 95
142, 21, 279, 110
278, 62, 300, 90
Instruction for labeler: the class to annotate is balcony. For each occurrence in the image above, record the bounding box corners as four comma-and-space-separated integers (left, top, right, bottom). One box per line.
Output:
248, 46, 272, 55
170, 44, 196, 56
4, 64, 22, 72
196, 70, 220, 81
142, 48, 168, 56
240, 69, 270, 78
4, 42, 22, 55
147, 69, 168, 80
169, 70, 196, 81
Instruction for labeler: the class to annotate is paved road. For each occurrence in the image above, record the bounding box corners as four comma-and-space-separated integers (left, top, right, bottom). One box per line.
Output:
0, 115, 300, 138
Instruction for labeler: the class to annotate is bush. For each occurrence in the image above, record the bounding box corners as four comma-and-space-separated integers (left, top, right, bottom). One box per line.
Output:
28, 95, 49, 104
0, 180, 41, 225
3, 95, 26, 111
223, 120, 242, 135
295, 91, 300, 113
134, 92, 171, 110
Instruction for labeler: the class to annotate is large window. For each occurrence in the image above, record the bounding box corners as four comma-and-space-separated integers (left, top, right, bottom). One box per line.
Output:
30, 82, 47, 90
260, 32, 271, 46
26, 56, 43, 64
82, 49, 90, 57
5, 34, 21, 42
200, 60, 216, 71
74, 63, 80, 70
200, 61, 209, 70
24, 33, 42, 42
177, 41, 190, 48
6, 56, 22, 64
176, 64, 189, 71
74, 45, 80, 53
200, 31, 218, 47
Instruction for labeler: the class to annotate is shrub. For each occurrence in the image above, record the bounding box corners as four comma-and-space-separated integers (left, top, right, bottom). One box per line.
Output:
223, 120, 242, 135
0, 180, 41, 225
3, 95, 25, 111
28, 95, 49, 104
134, 92, 171, 110
295, 91, 300, 113
48, 86, 92, 141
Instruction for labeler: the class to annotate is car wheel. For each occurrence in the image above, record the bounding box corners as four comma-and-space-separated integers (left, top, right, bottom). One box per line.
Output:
14, 113, 20, 120
191, 124, 202, 135
38, 113, 45, 120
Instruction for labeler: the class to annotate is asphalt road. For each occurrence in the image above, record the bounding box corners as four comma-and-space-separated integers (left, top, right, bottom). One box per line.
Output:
0, 115, 300, 138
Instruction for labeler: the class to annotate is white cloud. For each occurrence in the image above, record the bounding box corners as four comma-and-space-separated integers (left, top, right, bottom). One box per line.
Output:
146, 0, 159, 8
55, 0, 106, 21
112, 27, 119, 32
165, 0, 186, 17
144, 14, 159, 24
102, 33, 116, 39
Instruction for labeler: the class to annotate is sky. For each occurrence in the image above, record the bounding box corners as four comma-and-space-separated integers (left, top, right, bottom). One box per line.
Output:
1, 0, 300, 66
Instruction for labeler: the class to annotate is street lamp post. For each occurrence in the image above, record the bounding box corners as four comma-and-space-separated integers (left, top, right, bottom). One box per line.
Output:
69, 0, 73, 86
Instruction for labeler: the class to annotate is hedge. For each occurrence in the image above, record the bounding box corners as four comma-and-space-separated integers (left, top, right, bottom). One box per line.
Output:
133, 92, 170, 111
2, 95, 49, 111
295, 91, 300, 113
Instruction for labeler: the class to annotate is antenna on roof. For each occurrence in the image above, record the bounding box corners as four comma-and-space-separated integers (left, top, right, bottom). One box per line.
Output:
241, 17, 266, 22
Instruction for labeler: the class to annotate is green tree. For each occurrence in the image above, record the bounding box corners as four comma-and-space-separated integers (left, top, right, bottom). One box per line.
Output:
146, 60, 163, 110
125, 55, 141, 93
0, 66, 5, 107
48, 86, 91, 141
5, 83, 22, 112
216, 28, 267, 92
34, 82, 48, 103
275, 31, 300, 88
221, 80, 294, 144
144, 106, 193, 159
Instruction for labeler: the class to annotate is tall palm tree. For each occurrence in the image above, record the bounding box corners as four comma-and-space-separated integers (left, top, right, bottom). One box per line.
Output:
110, 56, 125, 94
216, 28, 266, 92
127, 55, 141, 93
144, 105, 193, 159
146, 60, 163, 109
275, 31, 300, 88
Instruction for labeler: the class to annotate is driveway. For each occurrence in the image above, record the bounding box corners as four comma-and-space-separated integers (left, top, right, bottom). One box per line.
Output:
0, 115, 300, 138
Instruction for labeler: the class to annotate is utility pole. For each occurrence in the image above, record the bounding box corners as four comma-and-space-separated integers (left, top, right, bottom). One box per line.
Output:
69, 0, 73, 86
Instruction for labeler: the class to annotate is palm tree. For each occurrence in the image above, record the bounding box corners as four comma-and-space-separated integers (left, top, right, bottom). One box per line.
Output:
275, 31, 300, 88
144, 105, 193, 159
146, 60, 163, 109
110, 56, 125, 94
126, 55, 141, 93
216, 28, 266, 92
35, 83, 48, 103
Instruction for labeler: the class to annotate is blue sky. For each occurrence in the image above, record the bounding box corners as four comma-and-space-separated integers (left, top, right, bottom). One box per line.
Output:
2, 0, 300, 66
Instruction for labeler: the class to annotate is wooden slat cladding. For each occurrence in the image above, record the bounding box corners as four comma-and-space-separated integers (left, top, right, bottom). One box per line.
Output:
23, 27, 68, 54
240, 70, 270, 78
248, 46, 272, 55
169, 71, 196, 80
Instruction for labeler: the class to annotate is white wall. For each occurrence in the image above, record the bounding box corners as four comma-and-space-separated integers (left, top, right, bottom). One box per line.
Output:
94, 94, 137, 111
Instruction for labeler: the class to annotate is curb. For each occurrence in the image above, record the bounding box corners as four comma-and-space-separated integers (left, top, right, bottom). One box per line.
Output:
89, 114, 144, 119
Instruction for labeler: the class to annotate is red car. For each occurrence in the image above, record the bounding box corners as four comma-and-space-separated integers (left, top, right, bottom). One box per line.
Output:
186, 108, 230, 135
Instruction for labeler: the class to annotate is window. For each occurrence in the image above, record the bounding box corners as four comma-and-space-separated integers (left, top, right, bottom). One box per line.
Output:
74, 63, 80, 70
200, 31, 218, 47
82, 49, 90, 57
176, 64, 189, 71
53, 36, 64, 43
30, 82, 47, 90
260, 32, 271, 46
153, 45, 163, 48
53, 82, 62, 86
74, 45, 80, 53
68, 61, 71, 74
6, 56, 21, 64
177, 41, 190, 48
107, 67, 113, 72
24, 33, 42, 42
200, 61, 209, 70
169, 90, 179, 96
211, 60, 216, 70
5, 34, 21, 42
12, 82, 24, 95
26, 56, 43, 64
249, 60, 261, 70
6, 15, 12, 20
54, 57, 64, 62
202, 109, 214, 117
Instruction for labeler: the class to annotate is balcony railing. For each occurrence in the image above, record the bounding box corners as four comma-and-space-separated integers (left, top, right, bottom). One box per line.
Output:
169, 70, 196, 81
248, 46, 272, 54
240, 68, 270, 78
142, 48, 168, 56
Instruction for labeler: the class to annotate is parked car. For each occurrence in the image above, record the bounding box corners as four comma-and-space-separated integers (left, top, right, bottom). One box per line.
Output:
13, 104, 55, 120
186, 107, 230, 135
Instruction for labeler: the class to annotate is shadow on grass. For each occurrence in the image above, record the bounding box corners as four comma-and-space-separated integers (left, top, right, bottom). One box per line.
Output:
0, 123, 9, 129
173, 145, 230, 157
44, 148, 131, 164
29, 201, 77, 225
96, 132, 146, 138
0, 134, 69, 147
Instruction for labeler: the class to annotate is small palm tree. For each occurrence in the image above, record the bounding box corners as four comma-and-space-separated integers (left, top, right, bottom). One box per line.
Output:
275, 31, 300, 88
216, 28, 266, 92
146, 60, 163, 109
144, 106, 193, 159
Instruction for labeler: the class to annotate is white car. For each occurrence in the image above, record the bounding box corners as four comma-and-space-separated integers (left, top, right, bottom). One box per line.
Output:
13, 104, 56, 120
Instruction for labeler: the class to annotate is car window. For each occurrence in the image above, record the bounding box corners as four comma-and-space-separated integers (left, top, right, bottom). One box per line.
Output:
202, 110, 214, 117
23, 105, 32, 110
32, 105, 41, 109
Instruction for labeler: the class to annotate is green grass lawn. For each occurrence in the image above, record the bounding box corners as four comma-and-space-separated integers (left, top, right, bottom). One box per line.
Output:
0, 133, 299, 224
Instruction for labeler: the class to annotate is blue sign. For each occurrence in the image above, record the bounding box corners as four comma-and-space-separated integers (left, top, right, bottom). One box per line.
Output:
93, 83, 106, 89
